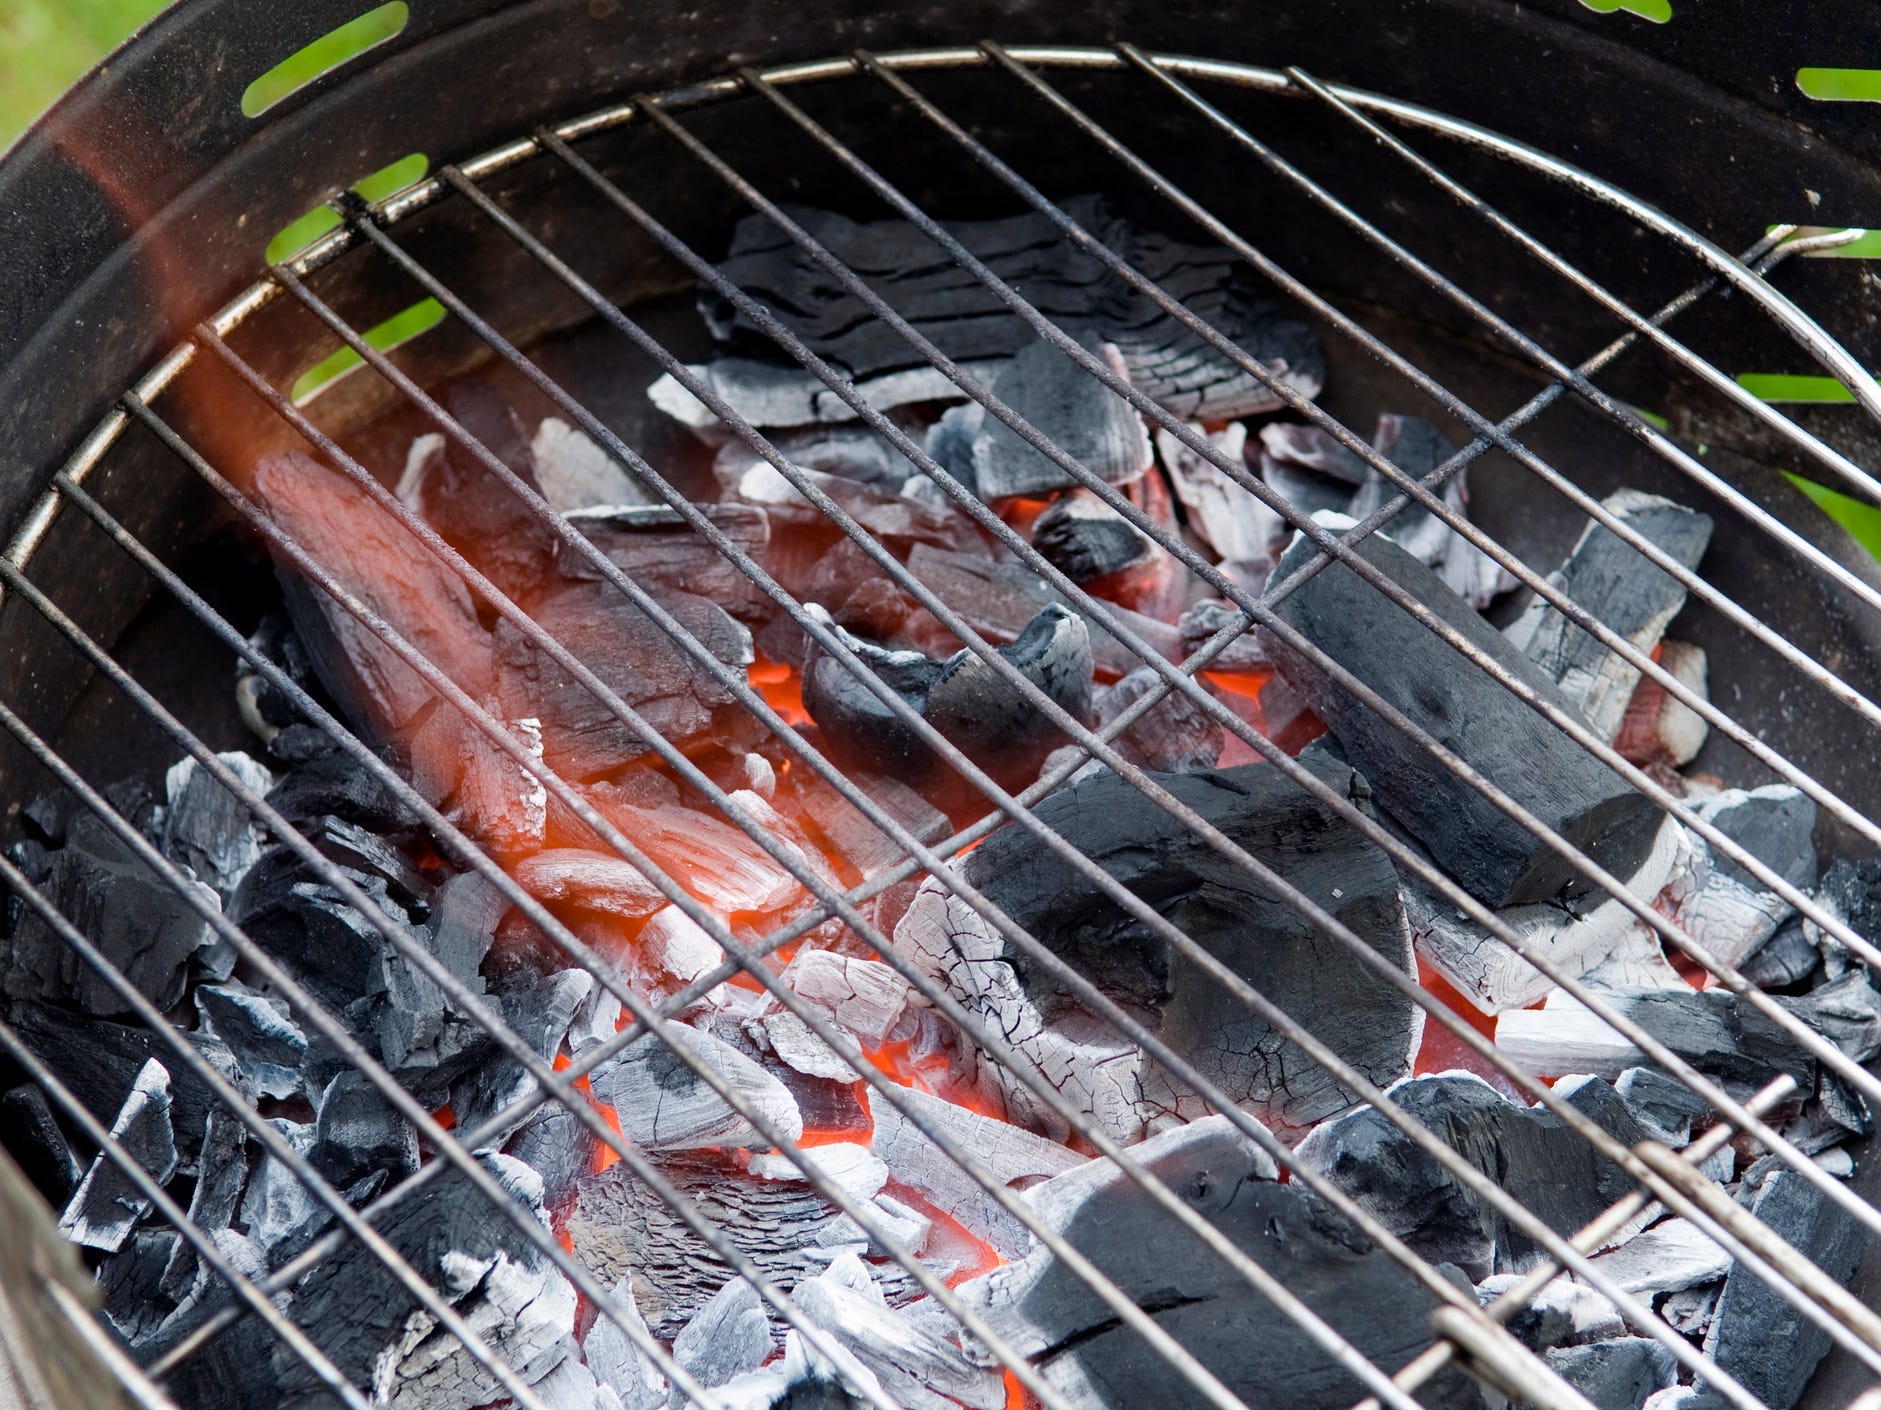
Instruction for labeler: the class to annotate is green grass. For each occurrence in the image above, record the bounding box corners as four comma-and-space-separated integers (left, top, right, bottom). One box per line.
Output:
0, 0, 173, 150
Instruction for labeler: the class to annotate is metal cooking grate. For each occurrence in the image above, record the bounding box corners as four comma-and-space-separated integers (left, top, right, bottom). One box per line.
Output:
4, 43, 1881, 1410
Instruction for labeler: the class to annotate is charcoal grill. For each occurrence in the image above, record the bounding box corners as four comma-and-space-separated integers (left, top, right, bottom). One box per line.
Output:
7, 2, 1881, 1408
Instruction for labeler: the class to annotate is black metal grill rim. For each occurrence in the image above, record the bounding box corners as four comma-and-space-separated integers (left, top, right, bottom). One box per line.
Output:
3, 42, 1880, 1410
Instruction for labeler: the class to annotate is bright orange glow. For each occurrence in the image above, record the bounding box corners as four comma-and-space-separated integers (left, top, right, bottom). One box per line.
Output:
749, 656, 812, 727
1004, 1370, 1030, 1410
431, 1103, 455, 1131
861, 1039, 953, 1096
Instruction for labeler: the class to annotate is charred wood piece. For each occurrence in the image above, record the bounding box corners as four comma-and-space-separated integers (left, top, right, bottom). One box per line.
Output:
959, 753, 1418, 1139
0, 1082, 82, 1205
964, 335, 1149, 501
1094, 666, 1223, 774
1032, 488, 1160, 586
59, 1058, 177, 1254
195, 982, 307, 1101
671, 1277, 771, 1406
561, 502, 770, 623
1158, 421, 1283, 567
1506, 490, 1714, 741
588, 1023, 803, 1153
582, 1275, 668, 1410
1615, 640, 1708, 768
161, 751, 275, 901
531, 416, 655, 514
1264, 520, 1664, 908
684, 196, 1323, 425
1661, 786, 1816, 970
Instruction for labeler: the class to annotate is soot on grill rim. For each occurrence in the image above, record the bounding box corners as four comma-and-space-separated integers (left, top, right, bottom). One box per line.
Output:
6, 45, 1881, 1410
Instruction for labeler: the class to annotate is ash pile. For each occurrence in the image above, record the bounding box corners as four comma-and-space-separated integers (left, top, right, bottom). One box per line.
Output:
2, 195, 1877, 1410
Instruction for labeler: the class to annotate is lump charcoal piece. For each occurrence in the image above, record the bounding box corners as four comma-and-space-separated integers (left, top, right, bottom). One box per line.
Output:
1258, 421, 1369, 519
1495, 988, 1815, 1091
905, 541, 1183, 677
1615, 640, 1709, 769
275, 1151, 576, 1410
1360, 415, 1514, 610
1263, 517, 1664, 908
306, 813, 428, 912
1742, 916, 1819, 989
961, 752, 1419, 1139
783, 766, 950, 886
584, 1275, 668, 1410
60, 1058, 178, 1253
723, 456, 982, 560
195, 982, 308, 1101
425, 870, 504, 988
1294, 1071, 1645, 1281
1693, 785, 1817, 893
563, 502, 770, 622
250, 451, 495, 748
230, 849, 415, 1011
671, 1278, 770, 1405
1158, 420, 1284, 566
700, 196, 1323, 422
803, 603, 1094, 793
1701, 1168, 1866, 1410
311, 1070, 418, 1189
495, 579, 755, 782
565, 1155, 920, 1341
531, 415, 654, 513
966, 334, 1149, 501
1094, 666, 1223, 774
791, 1256, 1002, 1410
1615, 1066, 1711, 1147
264, 739, 419, 831
1661, 1282, 1720, 1339
159, 1106, 252, 1302
450, 969, 598, 1148
1032, 487, 1160, 585
1662, 786, 1816, 970
514, 848, 665, 921
956, 1115, 1478, 1410
650, 354, 1009, 431
1476, 1273, 1623, 1351
0, 1083, 82, 1204
588, 1023, 802, 1152
1584, 1218, 1731, 1296
4, 811, 217, 1016
1406, 816, 1687, 1015
1506, 490, 1714, 741
588, 789, 802, 917
162, 751, 275, 900
1544, 1339, 1677, 1410
1785, 969, 1881, 1063
410, 380, 557, 603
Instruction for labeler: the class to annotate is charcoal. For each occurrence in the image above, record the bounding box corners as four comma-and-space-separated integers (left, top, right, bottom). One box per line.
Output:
1785, 969, 1881, 1062
1476, 1273, 1622, 1351
722, 456, 982, 558
906, 541, 1183, 677
1660, 786, 1816, 969
161, 751, 275, 900
652, 354, 1007, 431
763, 424, 922, 493
1742, 916, 1819, 989
1406, 816, 1687, 1014
670, 1277, 770, 1406
589, 1023, 802, 1152
588, 789, 802, 918
783, 767, 951, 886
4, 811, 217, 1016
515, 848, 665, 921
1584, 1218, 1731, 1296
452, 969, 597, 1148
6, 1001, 228, 1162
1258, 421, 1371, 486
584, 1275, 668, 1410
749, 1143, 887, 1202
0, 1082, 81, 1204
1353, 415, 1514, 610
1615, 1066, 1711, 1147
426, 870, 505, 988
1176, 598, 1268, 673
496, 579, 755, 782
803, 603, 1093, 793
307, 813, 429, 912
1700, 1169, 1866, 1410
564, 502, 771, 623
960, 753, 1419, 1139
100, 1226, 184, 1345
195, 982, 308, 1100
1507, 490, 1714, 741
60, 1058, 178, 1253
565, 1154, 921, 1341
238, 1119, 323, 1259
791, 1254, 1003, 1410
1032, 487, 1159, 584
1614, 640, 1709, 768
311, 1070, 417, 1188
506, 1102, 599, 1212
1158, 421, 1283, 565
694, 196, 1323, 422
531, 415, 655, 513
1264, 519, 1664, 908
1545, 1339, 1677, 1410
231, 850, 414, 1010
1095, 666, 1225, 773
252, 451, 495, 752
965, 335, 1149, 501
1496, 989, 1816, 1093
21, 787, 79, 845
756, 953, 910, 1071
275, 1150, 576, 1410
264, 739, 419, 831
409, 381, 556, 602
530, 1352, 621, 1410
1809, 858, 1881, 968
1661, 1282, 1721, 1338
140, 1230, 281, 1409
869, 1085, 1084, 1259
1295, 1071, 1645, 1281
159, 1107, 251, 1302
957, 1115, 1479, 1410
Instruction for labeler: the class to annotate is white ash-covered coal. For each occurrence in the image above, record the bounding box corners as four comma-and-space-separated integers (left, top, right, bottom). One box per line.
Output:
4, 194, 1878, 1410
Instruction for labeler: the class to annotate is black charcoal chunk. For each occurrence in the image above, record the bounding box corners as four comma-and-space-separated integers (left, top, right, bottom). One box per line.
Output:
1786, 969, 1881, 1063
962, 753, 1417, 1138
671, 1278, 770, 1404
1543, 1339, 1677, 1410
0, 1082, 82, 1203
308, 814, 428, 912
960, 1117, 1480, 1410
1506, 490, 1713, 741
1809, 858, 1881, 965
196, 983, 308, 1101
59, 1058, 178, 1253
161, 752, 275, 900
495, 580, 756, 782
1264, 524, 1662, 907
4, 811, 217, 1016
159, 1107, 252, 1302
311, 1070, 418, 1189
1698, 785, 1817, 892
410, 381, 556, 602
700, 197, 1323, 422
1094, 666, 1223, 774
1032, 488, 1158, 584
141, 1231, 281, 1409
100, 1227, 184, 1345
967, 335, 1149, 501
804, 604, 1093, 794
564, 502, 771, 623
1615, 1066, 1710, 1147
1700, 1169, 1866, 1410
1295, 1072, 1645, 1281
1742, 916, 1819, 989
265, 738, 418, 831
1177, 599, 1268, 673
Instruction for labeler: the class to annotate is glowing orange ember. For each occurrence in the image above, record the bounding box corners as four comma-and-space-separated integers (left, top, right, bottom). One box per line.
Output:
749, 655, 812, 727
